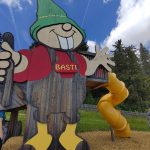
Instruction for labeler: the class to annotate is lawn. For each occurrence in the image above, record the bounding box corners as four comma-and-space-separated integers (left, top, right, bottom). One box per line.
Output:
6, 110, 150, 133
78, 110, 150, 132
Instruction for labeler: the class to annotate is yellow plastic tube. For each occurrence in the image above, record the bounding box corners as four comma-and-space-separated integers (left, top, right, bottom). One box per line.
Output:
97, 73, 131, 138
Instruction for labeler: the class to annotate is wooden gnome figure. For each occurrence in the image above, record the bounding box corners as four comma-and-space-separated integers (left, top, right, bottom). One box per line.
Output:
0, 0, 115, 149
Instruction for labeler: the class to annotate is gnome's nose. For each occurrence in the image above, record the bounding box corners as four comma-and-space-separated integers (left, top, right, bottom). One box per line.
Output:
62, 23, 72, 32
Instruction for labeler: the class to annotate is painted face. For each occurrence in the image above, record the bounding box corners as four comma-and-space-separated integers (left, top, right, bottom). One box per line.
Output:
37, 23, 83, 50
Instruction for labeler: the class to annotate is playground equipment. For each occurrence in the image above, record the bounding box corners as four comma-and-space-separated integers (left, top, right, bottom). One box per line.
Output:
80, 52, 131, 138
97, 73, 131, 137
82, 53, 131, 138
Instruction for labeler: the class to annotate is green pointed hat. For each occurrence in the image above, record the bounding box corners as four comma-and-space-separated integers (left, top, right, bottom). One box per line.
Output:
30, 0, 86, 40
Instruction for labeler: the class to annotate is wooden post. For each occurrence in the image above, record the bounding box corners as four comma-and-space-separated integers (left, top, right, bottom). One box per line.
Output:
0, 32, 14, 107
7, 111, 19, 138
110, 127, 115, 142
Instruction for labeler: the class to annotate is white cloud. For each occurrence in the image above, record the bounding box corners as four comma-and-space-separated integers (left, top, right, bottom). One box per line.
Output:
103, 0, 150, 49
87, 40, 96, 53
0, 0, 32, 10
103, 0, 112, 4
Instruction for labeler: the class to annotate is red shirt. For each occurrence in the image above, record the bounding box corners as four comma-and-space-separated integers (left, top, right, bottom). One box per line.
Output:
14, 45, 87, 82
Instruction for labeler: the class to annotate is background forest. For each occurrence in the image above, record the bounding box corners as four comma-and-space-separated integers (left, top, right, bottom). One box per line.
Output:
84, 40, 150, 112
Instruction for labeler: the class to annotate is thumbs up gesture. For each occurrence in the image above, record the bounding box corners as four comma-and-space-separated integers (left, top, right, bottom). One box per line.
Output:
0, 42, 26, 82
0, 50, 11, 81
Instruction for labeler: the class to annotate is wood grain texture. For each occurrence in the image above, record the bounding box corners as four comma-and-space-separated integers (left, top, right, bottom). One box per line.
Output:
0, 83, 26, 111
1, 60, 14, 107
0, 32, 26, 110
22, 48, 87, 150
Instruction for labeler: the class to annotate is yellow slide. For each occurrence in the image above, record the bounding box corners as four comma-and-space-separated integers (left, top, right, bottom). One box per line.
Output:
97, 73, 131, 137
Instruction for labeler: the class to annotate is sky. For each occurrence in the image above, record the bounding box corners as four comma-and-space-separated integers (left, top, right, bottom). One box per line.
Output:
0, 0, 150, 52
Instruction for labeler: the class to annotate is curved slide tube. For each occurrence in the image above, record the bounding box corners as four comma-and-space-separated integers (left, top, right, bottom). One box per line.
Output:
97, 73, 131, 137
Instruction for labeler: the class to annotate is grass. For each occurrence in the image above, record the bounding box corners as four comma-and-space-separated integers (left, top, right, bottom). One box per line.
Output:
77, 110, 110, 132
6, 110, 150, 134
127, 115, 150, 131
78, 110, 150, 132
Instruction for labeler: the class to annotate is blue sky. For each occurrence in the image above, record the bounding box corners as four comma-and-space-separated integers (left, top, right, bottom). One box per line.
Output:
0, 0, 150, 51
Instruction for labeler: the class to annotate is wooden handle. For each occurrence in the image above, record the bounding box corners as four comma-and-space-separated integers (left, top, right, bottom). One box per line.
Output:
1, 32, 14, 107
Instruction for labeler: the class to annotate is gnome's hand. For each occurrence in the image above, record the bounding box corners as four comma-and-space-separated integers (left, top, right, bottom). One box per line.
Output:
83, 45, 115, 76
0, 42, 28, 81
94, 45, 115, 71
0, 50, 11, 81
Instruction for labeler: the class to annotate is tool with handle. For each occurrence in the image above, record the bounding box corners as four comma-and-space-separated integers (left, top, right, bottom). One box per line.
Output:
0, 32, 14, 107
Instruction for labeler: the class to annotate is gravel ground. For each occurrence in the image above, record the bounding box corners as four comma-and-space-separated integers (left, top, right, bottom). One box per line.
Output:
2, 131, 150, 150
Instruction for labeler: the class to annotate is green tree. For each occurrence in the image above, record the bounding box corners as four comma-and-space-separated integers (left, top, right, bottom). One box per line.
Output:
113, 40, 149, 112
139, 44, 150, 109
84, 90, 96, 105
76, 41, 89, 52
113, 40, 128, 77
139, 43, 150, 76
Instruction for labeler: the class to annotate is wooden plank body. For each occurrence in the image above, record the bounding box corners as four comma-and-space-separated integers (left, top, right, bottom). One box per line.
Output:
0, 83, 26, 111
22, 48, 89, 150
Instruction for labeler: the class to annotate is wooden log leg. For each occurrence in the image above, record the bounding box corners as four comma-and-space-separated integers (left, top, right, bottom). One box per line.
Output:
47, 113, 66, 150
6, 110, 19, 141
21, 104, 38, 150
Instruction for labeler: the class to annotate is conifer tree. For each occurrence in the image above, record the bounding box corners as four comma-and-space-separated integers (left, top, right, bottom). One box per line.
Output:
113, 40, 149, 112
139, 43, 150, 76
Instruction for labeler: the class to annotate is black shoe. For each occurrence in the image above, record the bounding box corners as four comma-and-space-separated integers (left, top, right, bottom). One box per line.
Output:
0, 138, 2, 150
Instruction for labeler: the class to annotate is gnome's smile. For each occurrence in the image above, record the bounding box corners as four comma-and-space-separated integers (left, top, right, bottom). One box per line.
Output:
37, 23, 83, 50
57, 34, 74, 50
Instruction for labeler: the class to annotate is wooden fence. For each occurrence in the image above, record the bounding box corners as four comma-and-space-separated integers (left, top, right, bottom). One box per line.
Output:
81, 104, 147, 117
